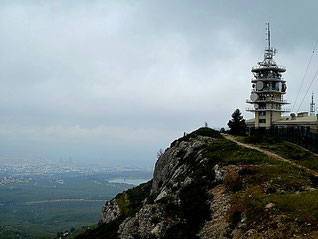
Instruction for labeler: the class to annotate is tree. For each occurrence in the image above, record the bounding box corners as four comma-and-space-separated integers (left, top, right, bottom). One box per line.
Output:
227, 109, 246, 135
157, 148, 164, 158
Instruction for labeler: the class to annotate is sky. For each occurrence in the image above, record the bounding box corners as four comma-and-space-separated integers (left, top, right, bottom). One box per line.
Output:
1, 0, 318, 167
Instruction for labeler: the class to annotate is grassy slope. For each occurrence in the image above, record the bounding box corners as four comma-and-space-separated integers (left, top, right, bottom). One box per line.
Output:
76, 129, 318, 238
179, 130, 318, 236
241, 135, 318, 171
229, 135, 318, 236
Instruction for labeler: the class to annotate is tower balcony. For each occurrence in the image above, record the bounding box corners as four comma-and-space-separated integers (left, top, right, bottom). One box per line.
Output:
251, 65, 286, 73
251, 78, 286, 83
246, 99, 290, 104
251, 89, 286, 94
246, 107, 290, 113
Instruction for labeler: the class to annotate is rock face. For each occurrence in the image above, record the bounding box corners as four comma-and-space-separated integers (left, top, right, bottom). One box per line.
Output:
86, 128, 318, 239
100, 128, 222, 239
118, 204, 170, 239
102, 200, 121, 224
151, 139, 205, 194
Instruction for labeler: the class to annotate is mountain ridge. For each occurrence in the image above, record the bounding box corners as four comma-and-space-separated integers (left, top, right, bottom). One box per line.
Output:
75, 128, 318, 239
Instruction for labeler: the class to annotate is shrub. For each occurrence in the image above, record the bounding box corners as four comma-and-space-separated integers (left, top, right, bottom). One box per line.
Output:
238, 165, 254, 176
116, 180, 152, 217
171, 127, 221, 147
74, 216, 124, 239
243, 134, 280, 144
230, 205, 243, 227
224, 171, 243, 192
265, 184, 277, 194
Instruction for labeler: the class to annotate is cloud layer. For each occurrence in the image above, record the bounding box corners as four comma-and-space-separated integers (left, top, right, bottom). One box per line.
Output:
1, 0, 318, 166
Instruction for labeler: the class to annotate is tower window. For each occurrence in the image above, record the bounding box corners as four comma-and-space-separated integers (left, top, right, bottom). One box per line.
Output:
259, 111, 266, 116
259, 119, 266, 123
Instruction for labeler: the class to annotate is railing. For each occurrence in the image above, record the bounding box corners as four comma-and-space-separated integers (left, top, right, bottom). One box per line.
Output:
251, 89, 285, 93
252, 64, 286, 70
246, 99, 289, 104
246, 107, 290, 112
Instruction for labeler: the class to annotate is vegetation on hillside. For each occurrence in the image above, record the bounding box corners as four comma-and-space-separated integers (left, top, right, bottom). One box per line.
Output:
170, 126, 221, 147
76, 128, 318, 238
228, 134, 318, 237
169, 130, 318, 237
242, 134, 318, 171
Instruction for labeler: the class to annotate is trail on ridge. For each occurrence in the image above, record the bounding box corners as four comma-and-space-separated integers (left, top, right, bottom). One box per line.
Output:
222, 133, 318, 177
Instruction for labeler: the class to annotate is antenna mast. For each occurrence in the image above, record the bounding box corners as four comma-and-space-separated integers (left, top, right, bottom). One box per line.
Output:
266, 22, 271, 50
310, 92, 315, 116
262, 23, 276, 66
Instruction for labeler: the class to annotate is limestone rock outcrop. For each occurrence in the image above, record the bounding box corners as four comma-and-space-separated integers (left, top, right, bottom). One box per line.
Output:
101, 129, 222, 239
102, 199, 121, 224
84, 127, 318, 239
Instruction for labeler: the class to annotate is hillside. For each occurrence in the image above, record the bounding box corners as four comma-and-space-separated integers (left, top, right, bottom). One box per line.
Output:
75, 128, 318, 239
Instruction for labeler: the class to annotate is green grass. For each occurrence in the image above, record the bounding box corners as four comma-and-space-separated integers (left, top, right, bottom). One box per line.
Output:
233, 187, 318, 227
242, 135, 318, 172
173, 132, 318, 235
230, 159, 318, 231
203, 137, 268, 166
170, 127, 221, 147
217, 134, 318, 233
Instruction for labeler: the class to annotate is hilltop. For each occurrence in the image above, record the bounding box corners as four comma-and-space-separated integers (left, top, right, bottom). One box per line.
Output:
75, 128, 318, 239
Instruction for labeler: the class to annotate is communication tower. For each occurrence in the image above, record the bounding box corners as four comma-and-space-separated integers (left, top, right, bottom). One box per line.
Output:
247, 23, 290, 129
310, 92, 315, 116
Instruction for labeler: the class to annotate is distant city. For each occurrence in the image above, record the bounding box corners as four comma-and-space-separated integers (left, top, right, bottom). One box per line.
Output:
0, 156, 153, 181
0, 156, 153, 238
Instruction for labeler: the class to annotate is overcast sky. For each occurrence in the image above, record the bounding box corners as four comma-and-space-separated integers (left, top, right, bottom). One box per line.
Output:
1, 0, 318, 167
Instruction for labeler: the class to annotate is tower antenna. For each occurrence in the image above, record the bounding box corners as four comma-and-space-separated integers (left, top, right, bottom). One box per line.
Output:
310, 92, 315, 116
266, 22, 270, 50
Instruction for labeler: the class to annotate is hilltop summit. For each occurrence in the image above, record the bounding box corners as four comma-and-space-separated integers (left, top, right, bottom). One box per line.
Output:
76, 128, 318, 239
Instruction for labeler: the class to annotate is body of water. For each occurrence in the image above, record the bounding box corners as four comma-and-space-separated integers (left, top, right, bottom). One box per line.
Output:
108, 178, 151, 186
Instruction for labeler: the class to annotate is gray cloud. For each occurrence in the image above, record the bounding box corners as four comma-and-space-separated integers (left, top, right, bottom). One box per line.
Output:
0, 0, 318, 166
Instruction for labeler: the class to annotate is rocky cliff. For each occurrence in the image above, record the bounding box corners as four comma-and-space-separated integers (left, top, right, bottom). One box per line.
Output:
76, 128, 318, 239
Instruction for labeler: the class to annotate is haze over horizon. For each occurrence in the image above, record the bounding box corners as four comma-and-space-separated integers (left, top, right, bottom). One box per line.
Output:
1, 0, 318, 166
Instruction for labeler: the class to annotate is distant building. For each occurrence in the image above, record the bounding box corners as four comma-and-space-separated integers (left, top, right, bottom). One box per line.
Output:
246, 23, 318, 133
246, 112, 318, 132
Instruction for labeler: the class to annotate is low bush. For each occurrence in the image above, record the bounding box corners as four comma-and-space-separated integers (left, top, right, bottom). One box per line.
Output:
230, 205, 243, 227
74, 216, 124, 239
238, 165, 254, 176
243, 134, 280, 144
171, 127, 221, 147
224, 171, 243, 192
116, 180, 152, 217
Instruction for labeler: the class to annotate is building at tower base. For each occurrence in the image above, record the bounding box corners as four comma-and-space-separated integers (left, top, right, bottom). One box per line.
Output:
246, 112, 318, 133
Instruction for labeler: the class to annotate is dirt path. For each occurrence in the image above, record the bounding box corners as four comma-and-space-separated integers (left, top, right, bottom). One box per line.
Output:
222, 133, 318, 177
